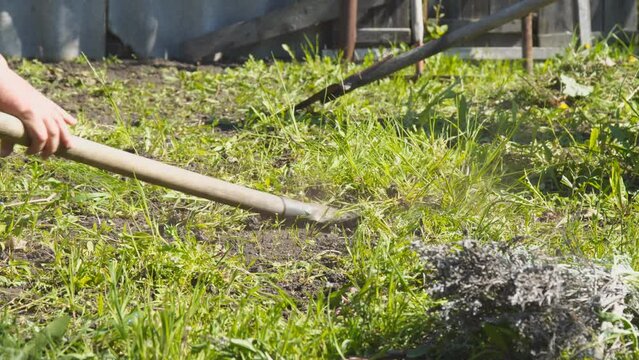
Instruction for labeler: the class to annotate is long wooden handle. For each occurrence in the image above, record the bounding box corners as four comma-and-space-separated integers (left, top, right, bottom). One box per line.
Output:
0, 112, 343, 223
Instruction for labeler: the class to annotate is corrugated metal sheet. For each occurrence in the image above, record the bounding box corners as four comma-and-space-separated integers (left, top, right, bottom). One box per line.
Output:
0, 0, 105, 61
108, 0, 296, 59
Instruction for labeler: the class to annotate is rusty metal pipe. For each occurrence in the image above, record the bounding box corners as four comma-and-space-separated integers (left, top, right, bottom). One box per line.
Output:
522, 12, 533, 74
0, 112, 356, 225
340, 0, 358, 62
411, 0, 425, 77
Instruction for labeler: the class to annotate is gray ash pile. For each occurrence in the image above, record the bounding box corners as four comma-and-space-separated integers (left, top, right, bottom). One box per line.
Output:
411, 240, 639, 359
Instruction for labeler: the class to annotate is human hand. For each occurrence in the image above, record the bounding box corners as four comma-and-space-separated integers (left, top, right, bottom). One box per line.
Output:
0, 56, 77, 158
3, 93, 78, 159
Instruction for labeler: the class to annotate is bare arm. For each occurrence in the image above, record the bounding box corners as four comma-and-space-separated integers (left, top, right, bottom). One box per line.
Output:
0, 54, 76, 158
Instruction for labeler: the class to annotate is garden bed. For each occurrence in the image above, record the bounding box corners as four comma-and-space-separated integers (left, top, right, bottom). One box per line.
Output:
2, 44, 639, 358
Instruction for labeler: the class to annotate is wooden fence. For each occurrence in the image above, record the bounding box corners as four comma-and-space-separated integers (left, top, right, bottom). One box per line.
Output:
436, 0, 637, 47
0, 0, 636, 61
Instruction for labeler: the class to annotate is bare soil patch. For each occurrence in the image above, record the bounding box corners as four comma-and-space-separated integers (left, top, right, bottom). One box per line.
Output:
239, 228, 346, 263
215, 222, 350, 303
9, 58, 240, 128
1, 240, 54, 267
0, 287, 24, 305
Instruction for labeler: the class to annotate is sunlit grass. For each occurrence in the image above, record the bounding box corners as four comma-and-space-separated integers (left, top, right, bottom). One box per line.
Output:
1, 38, 639, 358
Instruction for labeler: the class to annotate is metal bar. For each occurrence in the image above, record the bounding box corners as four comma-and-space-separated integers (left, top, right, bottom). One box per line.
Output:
296, 0, 559, 110
411, 0, 425, 77
340, 0, 358, 62
577, 0, 592, 47
522, 12, 533, 74
0, 112, 352, 225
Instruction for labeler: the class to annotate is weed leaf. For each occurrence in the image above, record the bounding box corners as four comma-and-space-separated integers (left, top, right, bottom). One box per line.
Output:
560, 74, 593, 97
18, 315, 70, 359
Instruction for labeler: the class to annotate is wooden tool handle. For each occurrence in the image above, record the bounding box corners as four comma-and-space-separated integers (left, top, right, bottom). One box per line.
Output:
0, 112, 339, 223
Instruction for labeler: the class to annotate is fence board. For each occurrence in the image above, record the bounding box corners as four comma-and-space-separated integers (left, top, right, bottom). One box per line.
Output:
537, 0, 637, 47
368, 0, 410, 27
392, 0, 411, 28
590, 0, 604, 33
604, 0, 636, 32
354, 0, 411, 46
0, 0, 105, 61
357, 27, 411, 43
537, 0, 575, 46
490, 0, 520, 13
438, 0, 523, 46
461, 0, 490, 19
442, 0, 463, 19
441, 19, 521, 33
109, 0, 294, 59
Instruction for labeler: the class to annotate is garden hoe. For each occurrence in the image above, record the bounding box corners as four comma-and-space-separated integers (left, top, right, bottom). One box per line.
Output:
0, 112, 357, 226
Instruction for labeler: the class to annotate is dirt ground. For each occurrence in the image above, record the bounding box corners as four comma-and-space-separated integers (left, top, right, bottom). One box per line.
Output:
9, 58, 238, 127
225, 221, 350, 303
4, 59, 351, 305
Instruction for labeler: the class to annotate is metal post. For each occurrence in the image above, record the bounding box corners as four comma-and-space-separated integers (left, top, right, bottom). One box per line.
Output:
522, 12, 533, 74
577, 0, 592, 47
411, 0, 425, 77
340, 0, 358, 62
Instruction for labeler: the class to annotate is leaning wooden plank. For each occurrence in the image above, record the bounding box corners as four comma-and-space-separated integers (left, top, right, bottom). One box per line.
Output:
182, 0, 388, 62
295, 0, 559, 110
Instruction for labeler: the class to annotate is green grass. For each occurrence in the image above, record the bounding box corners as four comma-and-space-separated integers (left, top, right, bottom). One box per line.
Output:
1, 38, 639, 358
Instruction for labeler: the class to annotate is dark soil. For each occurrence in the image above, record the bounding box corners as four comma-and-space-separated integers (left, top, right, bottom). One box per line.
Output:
1, 239, 55, 267
238, 228, 346, 263
215, 223, 350, 304
0, 287, 23, 303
